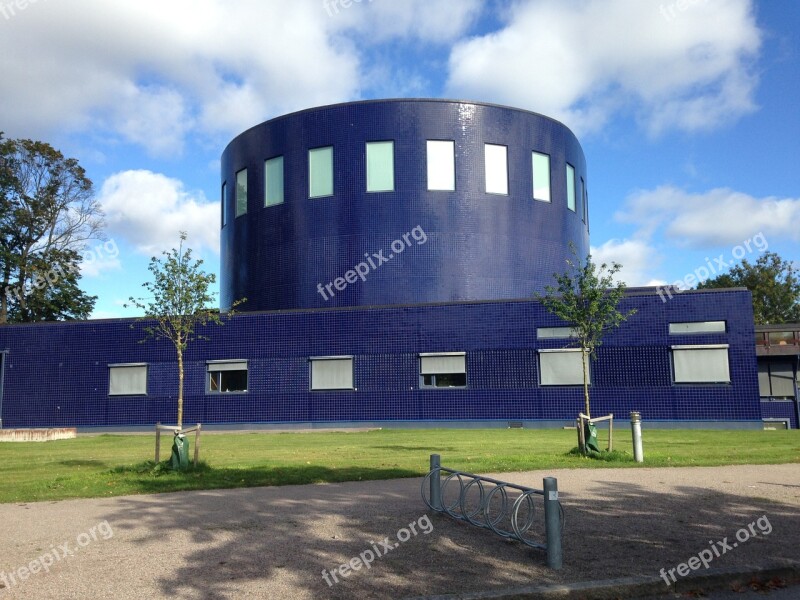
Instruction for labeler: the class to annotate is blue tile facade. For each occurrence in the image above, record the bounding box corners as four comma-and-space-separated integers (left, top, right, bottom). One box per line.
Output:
0, 289, 762, 428
220, 99, 589, 311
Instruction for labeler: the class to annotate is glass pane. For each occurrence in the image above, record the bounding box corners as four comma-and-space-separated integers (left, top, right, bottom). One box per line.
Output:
770, 361, 795, 396
583, 183, 589, 224
109, 366, 147, 395
366, 141, 394, 192
485, 144, 508, 194
673, 348, 730, 383
311, 358, 353, 390
265, 156, 284, 206
221, 182, 227, 227
669, 321, 726, 334
236, 169, 247, 217
419, 354, 466, 375
566, 163, 576, 211
768, 331, 795, 346
532, 152, 550, 202
220, 370, 248, 392
757, 363, 771, 396
537, 327, 577, 339
580, 178, 585, 222
540, 351, 585, 385
435, 373, 467, 387
427, 140, 455, 191
309, 146, 334, 198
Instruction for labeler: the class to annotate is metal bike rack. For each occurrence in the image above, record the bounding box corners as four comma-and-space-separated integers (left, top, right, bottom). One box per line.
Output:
421, 454, 563, 569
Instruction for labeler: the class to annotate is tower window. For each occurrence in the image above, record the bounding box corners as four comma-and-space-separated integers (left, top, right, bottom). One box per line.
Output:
426, 140, 455, 191
532, 152, 551, 202
309, 146, 334, 198
366, 141, 394, 192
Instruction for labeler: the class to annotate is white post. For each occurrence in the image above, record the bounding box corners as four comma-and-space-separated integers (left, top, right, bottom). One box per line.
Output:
630, 411, 643, 463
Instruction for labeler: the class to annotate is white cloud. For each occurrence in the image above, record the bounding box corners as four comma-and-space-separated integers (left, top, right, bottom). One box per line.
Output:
591, 238, 664, 286
0, 1, 361, 155
446, 0, 761, 136
98, 170, 219, 257
618, 186, 800, 247
327, 0, 482, 42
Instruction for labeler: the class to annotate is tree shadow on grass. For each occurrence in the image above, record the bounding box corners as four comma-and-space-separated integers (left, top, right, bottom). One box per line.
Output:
97, 468, 800, 599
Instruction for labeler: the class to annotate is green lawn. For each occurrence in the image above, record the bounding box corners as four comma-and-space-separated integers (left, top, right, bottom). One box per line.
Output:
0, 428, 797, 503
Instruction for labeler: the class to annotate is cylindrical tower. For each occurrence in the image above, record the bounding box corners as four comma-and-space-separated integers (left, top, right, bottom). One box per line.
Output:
220, 99, 589, 311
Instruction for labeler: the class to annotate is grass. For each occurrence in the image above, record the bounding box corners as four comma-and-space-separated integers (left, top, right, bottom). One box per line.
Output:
0, 428, 797, 503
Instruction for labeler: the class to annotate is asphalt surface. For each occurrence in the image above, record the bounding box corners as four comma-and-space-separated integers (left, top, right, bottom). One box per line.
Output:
0, 463, 798, 599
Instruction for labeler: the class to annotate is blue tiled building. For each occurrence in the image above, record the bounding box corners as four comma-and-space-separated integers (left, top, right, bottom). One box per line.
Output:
0, 100, 770, 430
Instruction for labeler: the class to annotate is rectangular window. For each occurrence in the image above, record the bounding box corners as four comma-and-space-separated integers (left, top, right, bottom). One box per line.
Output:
310, 356, 354, 390
484, 143, 508, 195
235, 169, 248, 217
566, 163, 576, 212
109, 364, 147, 396
671, 345, 730, 384
669, 321, 726, 334
768, 331, 796, 346
366, 141, 394, 192
583, 183, 589, 226
309, 146, 334, 198
539, 349, 586, 386
758, 360, 795, 398
580, 177, 586, 223
532, 151, 551, 202
537, 327, 577, 339
221, 182, 227, 227
265, 156, 284, 206
419, 352, 466, 388
426, 140, 455, 191
207, 360, 248, 393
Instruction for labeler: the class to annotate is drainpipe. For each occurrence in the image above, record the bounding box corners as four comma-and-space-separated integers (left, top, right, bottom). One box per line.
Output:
794, 355, 800, 430
0, 351, 6, 429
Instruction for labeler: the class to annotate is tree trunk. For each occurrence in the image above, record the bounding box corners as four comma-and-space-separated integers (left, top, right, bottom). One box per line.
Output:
582, 348, 590, 418
177, 347, 184, 429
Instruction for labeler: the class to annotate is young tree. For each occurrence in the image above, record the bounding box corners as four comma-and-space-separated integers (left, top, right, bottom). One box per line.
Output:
537, 245, 637, 419
697, 252, 800, 324
0, 137, 103, 323
127, 232, 238, 429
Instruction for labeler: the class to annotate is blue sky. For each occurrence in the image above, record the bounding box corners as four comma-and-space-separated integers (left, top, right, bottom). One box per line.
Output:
1, 0, 798, 318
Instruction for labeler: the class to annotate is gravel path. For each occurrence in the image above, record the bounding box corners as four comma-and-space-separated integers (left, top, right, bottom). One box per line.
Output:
0, 464, 798, 599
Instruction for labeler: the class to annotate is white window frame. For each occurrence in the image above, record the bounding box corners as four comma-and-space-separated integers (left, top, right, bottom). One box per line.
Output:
669, 321, 726, 334
539, 349, 587, 386
484, 143, 508, 195
419, 352, 467, 388
671, 345, 730, 384
426, 140, 455, 191
207, 360, 249, 394
108, 363, 148, 396
310, 356, 354, 391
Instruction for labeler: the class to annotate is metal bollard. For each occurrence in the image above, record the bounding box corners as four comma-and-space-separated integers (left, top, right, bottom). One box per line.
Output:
543, 477, 562, 570
429, 454, 442, 511
630, 411, 644, 463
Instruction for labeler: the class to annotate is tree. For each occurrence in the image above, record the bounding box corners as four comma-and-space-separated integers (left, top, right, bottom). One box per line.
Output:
537, 245, 637, 419
697, 252, 800, 324
0, 137, 103, 323
127, 232, 240, 429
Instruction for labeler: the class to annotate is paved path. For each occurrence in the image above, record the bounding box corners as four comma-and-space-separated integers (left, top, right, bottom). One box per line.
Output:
0, 464, 798, 599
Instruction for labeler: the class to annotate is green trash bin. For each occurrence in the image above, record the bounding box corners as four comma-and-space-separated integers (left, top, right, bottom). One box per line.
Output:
170, 433, 189, 470
584, 422, 601, 453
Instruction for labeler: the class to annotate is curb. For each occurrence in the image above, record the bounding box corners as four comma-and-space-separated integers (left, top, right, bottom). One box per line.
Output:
405, 562, 800, 599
